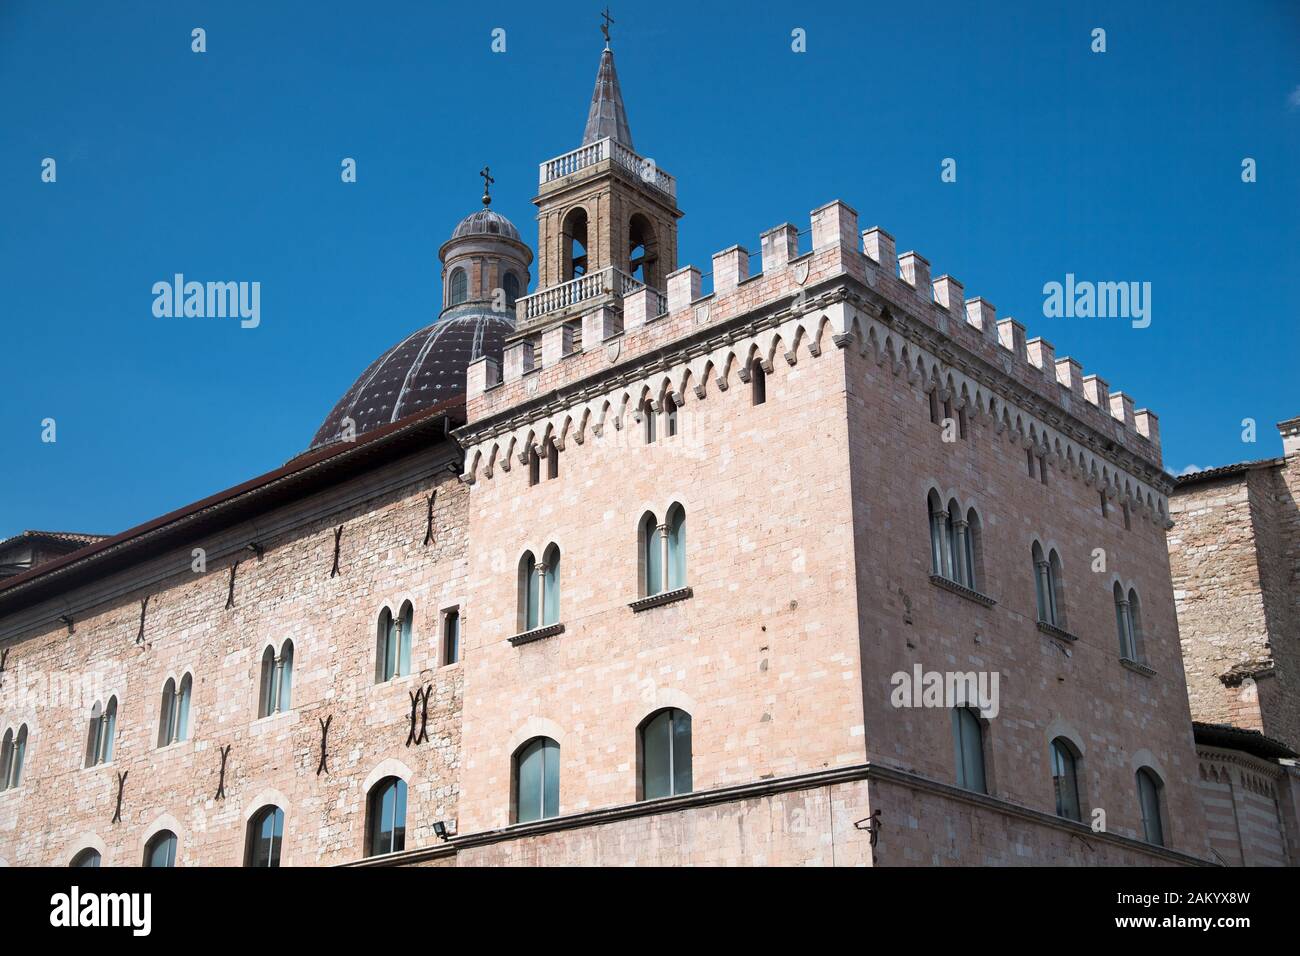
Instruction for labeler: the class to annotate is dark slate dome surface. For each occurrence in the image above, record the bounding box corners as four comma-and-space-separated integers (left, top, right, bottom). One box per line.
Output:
451, 208, 521, 242
308, 306, 513, 452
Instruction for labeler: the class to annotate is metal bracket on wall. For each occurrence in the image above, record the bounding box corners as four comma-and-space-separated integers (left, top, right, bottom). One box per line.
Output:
423, 492, 437, 546
316, 715, 332, 775
330, 525, 344, 578
112, 770, 128, 824
215, 744, 232, 800
225, 560, 240, 610
136, 596, 150, 645
406, 684, 432, 747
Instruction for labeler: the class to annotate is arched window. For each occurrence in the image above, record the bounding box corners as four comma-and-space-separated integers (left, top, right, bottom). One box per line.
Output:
642, 397, 657, 444
928, 490, 954, 580
502, 272, 521, 307
628, 213, 658, 286
85, 697, 117, 767
639, 708, 692, 800
640, 512, 662, 597
144, 831, 178, 868
664, 394, 678, 438
527, 444, 540, 486
1136, 768, 1165, 846
1033, 543, 1065, 627
545, 437, 559, 480
1050, 738, 1081, 821
1127, 588, 1145, 661
666, 504, 686, 590
448, 267, 468, 305
259, 641, 294, 717
519, 551, 539, 631
376, 605, 412, 683
366, 777, 407, 856
1114, 583, 1137, 659
752, 360, 766, 405
563, 207, 589, 280
513, 737, 560, 823
246, 806, 285, 867
541, 544, 561, 626
952, 707, 987, 794
70, 848, 101, 868
158, 674, 192, 747
0, 725, 26, 791
963, 508, 983, 591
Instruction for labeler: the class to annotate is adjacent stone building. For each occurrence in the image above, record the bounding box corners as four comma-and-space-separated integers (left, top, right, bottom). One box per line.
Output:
1168, 418, 1300, 865
0, 41, 1216, 867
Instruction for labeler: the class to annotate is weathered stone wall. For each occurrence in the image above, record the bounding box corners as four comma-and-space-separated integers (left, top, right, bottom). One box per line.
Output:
1168, 455, 1300, 753
1195, 746, 1296, 866
0, 453, 465, 866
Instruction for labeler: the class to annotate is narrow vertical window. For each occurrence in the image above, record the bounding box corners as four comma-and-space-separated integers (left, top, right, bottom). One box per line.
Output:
1099, 491, 1109, 518
641, 512, 662, 597
929, 390, 940, 424
1050, 738, 1081, 821
643, 398, 656, 444
513, 737, 560, 822
398, 603, 413, 677
448, 267, 467, 305
502, 271, 520, 307
1137, 768, 1165, 846
666, 505, 687, 590
546, 438, 559, 479
1114, 583, 1134, 659
367, 777, 407, 856
952, 708, 987, 794
246, 806, 285, 867
528, 446, 540, 486
158, 678, 177, 747
1123, 502, 1132, 530
1127, 589, 1144, 661
260, 642, 293, 715
1039, 455, 1049, 485
928, 491, 946, 577
752, 362, 767, 405
541, 544, 561, 626
443, 608, 461, 665
664, 395, 678, 438
86, 698, 117, 766
0, 725, 24, 791
519, 551, 539, 631
279, 641, 294, 711
640, 708, 692, 800
175, 674, 191, 742
1026, 449, 1036, 477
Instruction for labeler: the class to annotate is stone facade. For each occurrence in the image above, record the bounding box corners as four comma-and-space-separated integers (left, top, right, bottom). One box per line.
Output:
1168, 424, 1300, 754
0, 44, 1224, 868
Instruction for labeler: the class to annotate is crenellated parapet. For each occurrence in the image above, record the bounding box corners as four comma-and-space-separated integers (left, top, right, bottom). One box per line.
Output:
459, 198, 1173, 526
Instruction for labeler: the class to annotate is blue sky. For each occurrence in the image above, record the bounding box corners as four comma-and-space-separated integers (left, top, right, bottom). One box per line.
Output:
2, 0, 1297, 538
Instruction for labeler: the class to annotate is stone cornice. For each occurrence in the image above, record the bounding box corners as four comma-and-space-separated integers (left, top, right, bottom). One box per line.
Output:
340, 760, 1213, 867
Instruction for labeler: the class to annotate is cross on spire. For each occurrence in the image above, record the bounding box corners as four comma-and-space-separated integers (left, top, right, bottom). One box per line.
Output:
479, 165, 494, 206
600, 7, 614, 48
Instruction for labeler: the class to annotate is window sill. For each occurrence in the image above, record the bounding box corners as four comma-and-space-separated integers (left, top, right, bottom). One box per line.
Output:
1120, 657, 1156, 677
629, 586, 694, 613
928, 575, 996, 607
509, 622, 565, 647
1036, 620, 1078, 643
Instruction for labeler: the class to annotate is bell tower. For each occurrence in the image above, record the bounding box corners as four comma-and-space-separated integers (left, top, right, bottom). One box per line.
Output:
518, 29, 682, 336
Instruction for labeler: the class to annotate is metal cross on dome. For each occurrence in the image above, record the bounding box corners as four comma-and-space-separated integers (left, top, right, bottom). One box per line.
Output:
600, 7, 614, 47
480, 166, 494, 206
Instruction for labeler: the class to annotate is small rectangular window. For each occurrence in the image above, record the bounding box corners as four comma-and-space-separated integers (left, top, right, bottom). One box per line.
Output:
443, 608, 461, 665
1039, 456, 1048, 485
1026, 450, 1036, 477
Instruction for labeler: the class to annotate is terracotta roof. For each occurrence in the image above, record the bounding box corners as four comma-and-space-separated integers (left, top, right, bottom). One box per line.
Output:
1173, 458, 1283, 488
1192, 722, 1297, 760
0, 530, 110, 551
0, 397, 465, 615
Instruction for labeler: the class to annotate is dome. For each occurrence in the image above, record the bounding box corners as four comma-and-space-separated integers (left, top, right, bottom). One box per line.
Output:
307, 305, 513, 452
451, 208, 521, 242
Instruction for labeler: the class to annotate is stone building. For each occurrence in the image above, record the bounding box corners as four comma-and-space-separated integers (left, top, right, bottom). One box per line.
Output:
1168, 418, 1300, 865
0, 42, 1213, 867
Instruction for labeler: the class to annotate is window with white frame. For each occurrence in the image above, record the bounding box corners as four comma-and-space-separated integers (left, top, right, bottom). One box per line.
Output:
0, 724, 27, 791
84, 697, 117, 767
157, 673, 192, 747
376, 604, 413, 683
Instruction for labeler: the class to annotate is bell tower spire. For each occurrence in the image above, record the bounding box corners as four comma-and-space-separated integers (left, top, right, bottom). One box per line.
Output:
517, 30, 683, 338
